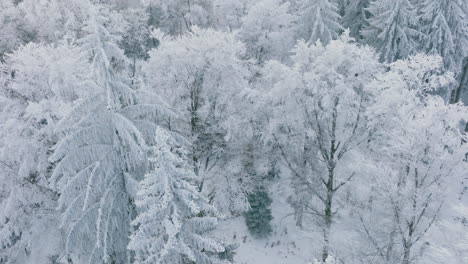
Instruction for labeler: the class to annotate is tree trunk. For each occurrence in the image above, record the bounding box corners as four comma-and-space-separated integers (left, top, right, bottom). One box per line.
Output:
296, 136, 309, 229
131, 56, 136, 85
322, 99, 338, 261
190, 86, 200, 178
322, 167, 334, 261
402, 243, 411, 264
322, 223, 331, 262
322, 195, 333, 261
385, 215, 397, 262
295, 202, 304, 228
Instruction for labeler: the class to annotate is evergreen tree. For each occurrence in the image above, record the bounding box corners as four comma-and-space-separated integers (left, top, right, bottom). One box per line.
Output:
119, 7, 156, 83
294, 0, 343, 44
341, 0, 370, 40
417, 0, 468, 103
128, 127, 232, 264
418, 0, 468, 71
362, 0, 421, 62
0, 0, 22, 60
240, 140, 273, 238
245, 187, 273, 238
49, 2, 172, 263
120, 8, 154, 61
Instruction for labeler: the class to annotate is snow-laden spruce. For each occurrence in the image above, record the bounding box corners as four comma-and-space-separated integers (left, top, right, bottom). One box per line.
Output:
418, 0, 468, 71
341, 0, 370, 39
417, 0, 468, 103
49, 2, 173, 263
294, 0, 343, 44
362, 0, 421, 62
128, 127, 232, 264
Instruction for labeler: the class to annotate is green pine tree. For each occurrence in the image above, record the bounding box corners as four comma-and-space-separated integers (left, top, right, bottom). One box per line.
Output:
245, 187, 273, 238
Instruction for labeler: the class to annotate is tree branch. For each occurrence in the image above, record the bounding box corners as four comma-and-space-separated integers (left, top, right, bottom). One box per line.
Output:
333, 172, 356, 192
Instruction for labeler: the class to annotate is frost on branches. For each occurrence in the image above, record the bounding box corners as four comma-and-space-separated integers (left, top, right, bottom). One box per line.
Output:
363, 0, 421, 62
259, 32, 382, 261
143, 27, 251, 216
358, 54, 468, 264
48, 3, 173, 263
239, 0, 295, 63
0, 40, 92, 263
0, 0, 467, 263
128, 127, 233, 264
294, 0, 343, 44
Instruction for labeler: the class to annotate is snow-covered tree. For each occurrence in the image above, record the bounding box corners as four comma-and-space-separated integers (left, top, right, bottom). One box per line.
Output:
416, 0, 468, 103
421, 204, 468, 264
143, 28, 251, 215
359, 55, 468, 264
119, 7, 156, 83
294, 0, 343, 44
259, 32, 382, 261
0, 0, 106, 61
238, 0, 295, 63
212, 0, 254, 31
362, 0, 421, 62
0, 41, 92, 263
128, 127, 232, 264
233, 135, 274, 238
332, 0, 346, 16
0, 0, 62, 59
49, 3, 172, 263
418, 0, 468, 71
1, 0, 468, 263
341, 0, 370, 40
0, 0, 22, 60
143, 0, 214, 35
120, 8, 152, 60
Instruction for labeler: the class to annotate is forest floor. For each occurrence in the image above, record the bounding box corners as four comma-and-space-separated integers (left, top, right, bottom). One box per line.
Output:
214, 180, 320, 264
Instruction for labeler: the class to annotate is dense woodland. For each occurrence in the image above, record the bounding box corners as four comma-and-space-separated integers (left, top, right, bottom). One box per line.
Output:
0, 0, 467, 263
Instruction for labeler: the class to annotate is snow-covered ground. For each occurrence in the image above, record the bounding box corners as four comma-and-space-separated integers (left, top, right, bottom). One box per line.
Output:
215, 180, 321, 264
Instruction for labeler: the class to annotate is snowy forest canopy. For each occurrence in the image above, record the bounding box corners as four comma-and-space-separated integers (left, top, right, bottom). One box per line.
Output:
0, 0, 467, 263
